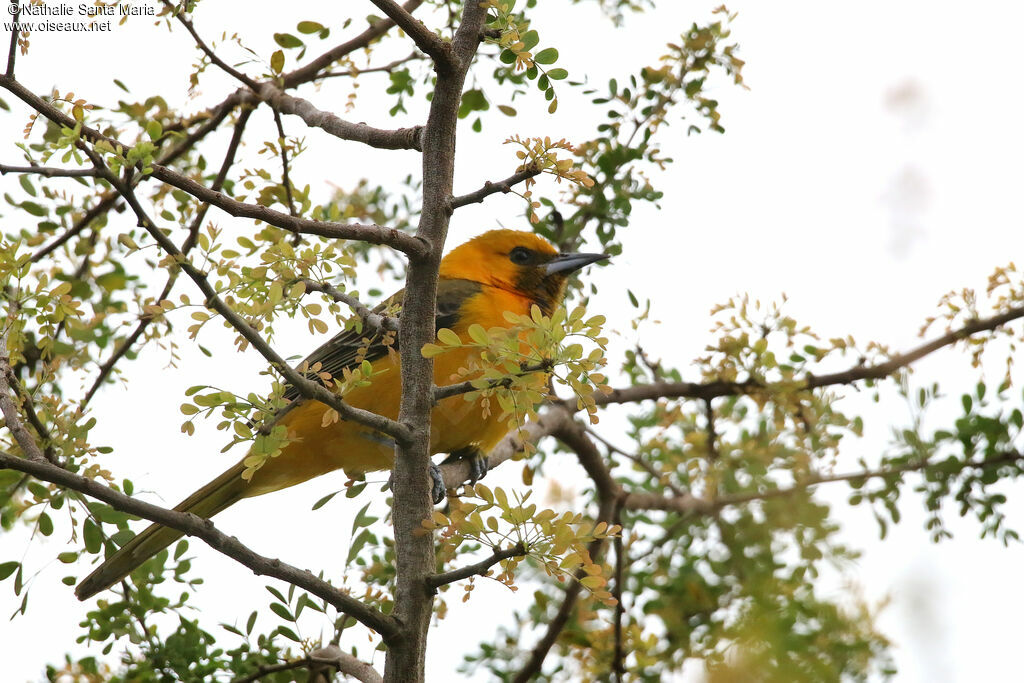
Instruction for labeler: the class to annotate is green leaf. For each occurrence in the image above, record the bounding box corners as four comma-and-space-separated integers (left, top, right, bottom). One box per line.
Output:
534, 47, 559, 64
18, 175, 35, 197
522, 30, 539, 51
312, 491, 338, 510
21, 201, 46, 216
296, 21, 325, 34
269, 602, 294, 621
0, 562, 19, 581
39, 512, 53, 537
547, 68, 568, 80
273, 33, 304, 49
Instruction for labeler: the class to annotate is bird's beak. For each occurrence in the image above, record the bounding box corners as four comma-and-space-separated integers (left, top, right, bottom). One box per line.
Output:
544, 251, 609, 276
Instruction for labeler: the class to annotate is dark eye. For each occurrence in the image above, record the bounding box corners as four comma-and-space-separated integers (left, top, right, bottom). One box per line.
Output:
509, 246, 532, 265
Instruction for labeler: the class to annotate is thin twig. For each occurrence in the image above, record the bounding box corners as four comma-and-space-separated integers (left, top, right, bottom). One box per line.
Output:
427, 543, 527, 588
281, 1, 425, 89
298, 278, 399, 333
432, 361, 553, 402
319, 52, 423, 79
271, 108, 298, 218
450, 167, 541, 209
4, 369, 58, 464
0, 163, 99, 178
162, 1, 261, 90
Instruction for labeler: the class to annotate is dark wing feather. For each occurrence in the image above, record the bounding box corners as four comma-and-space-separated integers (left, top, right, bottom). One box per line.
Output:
282, 278, 480, 402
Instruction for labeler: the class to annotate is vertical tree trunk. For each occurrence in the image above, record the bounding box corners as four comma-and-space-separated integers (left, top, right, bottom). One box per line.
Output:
384, 5, 488, 681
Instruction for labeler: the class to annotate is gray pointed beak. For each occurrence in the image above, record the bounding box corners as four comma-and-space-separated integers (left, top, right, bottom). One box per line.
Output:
544, 251, 609, 276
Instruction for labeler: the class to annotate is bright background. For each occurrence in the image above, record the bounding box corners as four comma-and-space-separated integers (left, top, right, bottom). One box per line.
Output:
2, 1, 1024, 681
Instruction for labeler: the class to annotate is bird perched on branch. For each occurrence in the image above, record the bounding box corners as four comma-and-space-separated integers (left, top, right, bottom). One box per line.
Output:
76, 229, 607, 600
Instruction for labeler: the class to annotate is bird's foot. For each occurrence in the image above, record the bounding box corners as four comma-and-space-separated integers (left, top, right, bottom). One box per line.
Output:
429, 462, 446, 505
441, 446, 489, 487
387, 463, 447, 505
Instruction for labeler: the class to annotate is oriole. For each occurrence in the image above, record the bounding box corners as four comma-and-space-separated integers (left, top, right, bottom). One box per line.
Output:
76, 229, 606, 600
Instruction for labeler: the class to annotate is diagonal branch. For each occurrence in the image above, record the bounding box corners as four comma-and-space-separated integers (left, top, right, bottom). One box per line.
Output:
450, 166, 541, 209
161, 0, 261, 91
369, 0, 451, 68
84, 107, 255, 407
84, 149, 411, 444
0, 449, 401, 642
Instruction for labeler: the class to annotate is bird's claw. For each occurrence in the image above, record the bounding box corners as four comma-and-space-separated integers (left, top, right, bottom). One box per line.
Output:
429, 462, 446, 505
387, 464, 447, 505
441, 446, 489, 488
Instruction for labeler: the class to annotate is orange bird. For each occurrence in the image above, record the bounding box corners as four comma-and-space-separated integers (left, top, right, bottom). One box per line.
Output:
76, 229, 606, 600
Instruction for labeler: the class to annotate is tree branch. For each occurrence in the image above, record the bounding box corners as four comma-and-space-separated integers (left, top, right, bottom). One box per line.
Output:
369, 0, 451, 68
592, 302, 1024, 407
0, 163, 99, 178
0, 449, 401, 642
257, 83, 422, 151
427, 542, 526, 588
5, 0, 19, 77
449, 166, 541, 209
0, 75, 427, 257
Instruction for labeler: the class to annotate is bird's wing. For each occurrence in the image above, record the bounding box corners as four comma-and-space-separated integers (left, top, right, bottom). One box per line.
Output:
281, 278, 481, 402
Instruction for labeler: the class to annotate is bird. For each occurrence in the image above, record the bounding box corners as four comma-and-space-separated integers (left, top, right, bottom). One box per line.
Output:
75, 229, 607, 600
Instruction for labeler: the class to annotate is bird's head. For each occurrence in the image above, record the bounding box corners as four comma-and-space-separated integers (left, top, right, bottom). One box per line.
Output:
440, 229, 608, 314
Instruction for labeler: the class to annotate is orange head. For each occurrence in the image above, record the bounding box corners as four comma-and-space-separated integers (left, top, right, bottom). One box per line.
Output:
440, 229, 607, 314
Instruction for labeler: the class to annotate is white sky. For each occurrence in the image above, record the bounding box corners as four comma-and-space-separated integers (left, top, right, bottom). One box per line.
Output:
3, 1, 1024, 681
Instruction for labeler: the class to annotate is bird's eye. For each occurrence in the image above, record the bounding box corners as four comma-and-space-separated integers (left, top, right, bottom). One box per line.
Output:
509, 246, 532, 265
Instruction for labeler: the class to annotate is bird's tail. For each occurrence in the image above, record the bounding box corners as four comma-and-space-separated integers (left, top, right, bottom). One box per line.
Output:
75, 462, 249, 601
